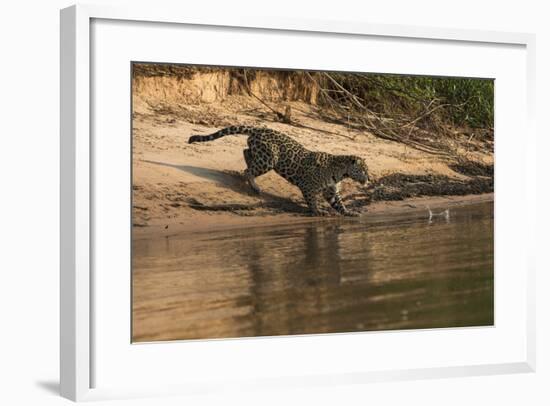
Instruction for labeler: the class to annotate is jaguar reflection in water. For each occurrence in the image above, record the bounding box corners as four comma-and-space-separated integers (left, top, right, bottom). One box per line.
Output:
132, 202, 494, 342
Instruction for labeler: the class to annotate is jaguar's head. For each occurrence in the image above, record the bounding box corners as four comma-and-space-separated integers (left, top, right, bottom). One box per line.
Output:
344, 155, 369, 185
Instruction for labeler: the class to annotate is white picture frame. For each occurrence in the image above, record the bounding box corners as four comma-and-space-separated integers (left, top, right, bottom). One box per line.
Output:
60, 3, 537, 402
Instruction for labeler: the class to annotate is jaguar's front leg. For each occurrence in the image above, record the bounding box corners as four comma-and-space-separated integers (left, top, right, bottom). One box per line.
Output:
301, 189, 329, 216
323, 185, 359, 217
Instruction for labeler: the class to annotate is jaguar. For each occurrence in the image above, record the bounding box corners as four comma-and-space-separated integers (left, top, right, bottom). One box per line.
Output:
188, 126, 369, 216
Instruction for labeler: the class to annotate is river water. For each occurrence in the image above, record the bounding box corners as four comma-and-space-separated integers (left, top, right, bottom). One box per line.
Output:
132, 201, 494, 342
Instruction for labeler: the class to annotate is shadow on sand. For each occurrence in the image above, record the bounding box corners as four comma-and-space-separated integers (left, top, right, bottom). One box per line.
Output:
143, 160, 308, 215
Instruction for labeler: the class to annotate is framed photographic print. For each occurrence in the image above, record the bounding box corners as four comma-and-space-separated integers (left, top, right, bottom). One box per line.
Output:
60, 4, 536, 402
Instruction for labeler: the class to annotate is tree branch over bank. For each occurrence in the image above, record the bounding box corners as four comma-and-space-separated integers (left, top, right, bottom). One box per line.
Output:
299, 71, 493, 158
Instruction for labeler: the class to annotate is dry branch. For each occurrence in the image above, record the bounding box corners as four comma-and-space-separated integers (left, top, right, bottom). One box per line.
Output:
242, 70, 291, 123
305, 72, 465, 157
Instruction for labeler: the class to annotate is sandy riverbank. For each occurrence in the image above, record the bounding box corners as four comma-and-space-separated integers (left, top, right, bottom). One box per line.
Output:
132, 192, 493, 240
132, 66, 493, 240
132, 104, 493, 240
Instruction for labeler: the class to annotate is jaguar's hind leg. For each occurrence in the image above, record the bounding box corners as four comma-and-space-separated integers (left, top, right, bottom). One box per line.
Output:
244, 169, 262, 194
243, 148, 272, 194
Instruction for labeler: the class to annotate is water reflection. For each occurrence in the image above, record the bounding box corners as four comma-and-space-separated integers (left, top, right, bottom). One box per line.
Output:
132, 202, 494, 342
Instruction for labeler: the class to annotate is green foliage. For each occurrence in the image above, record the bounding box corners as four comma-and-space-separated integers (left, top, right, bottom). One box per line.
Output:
431, 77, 494, 128
330, 73, 494, 129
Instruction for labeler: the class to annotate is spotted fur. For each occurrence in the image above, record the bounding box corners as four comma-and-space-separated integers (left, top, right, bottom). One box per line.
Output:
188, 126, 369, 216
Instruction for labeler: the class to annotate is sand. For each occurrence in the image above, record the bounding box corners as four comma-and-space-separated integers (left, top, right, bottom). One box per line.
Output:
132, 93, 493, 240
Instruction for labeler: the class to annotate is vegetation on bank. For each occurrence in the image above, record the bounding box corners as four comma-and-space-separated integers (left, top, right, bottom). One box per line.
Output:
323, 72, 494, 129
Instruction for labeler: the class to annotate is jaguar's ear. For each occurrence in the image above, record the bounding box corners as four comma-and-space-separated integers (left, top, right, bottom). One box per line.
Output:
345, 156, 361, 166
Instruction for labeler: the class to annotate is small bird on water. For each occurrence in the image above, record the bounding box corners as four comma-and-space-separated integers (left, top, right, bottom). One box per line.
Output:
426, 206, 450, 222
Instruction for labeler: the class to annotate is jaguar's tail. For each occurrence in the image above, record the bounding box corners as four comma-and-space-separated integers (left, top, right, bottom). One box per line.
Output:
188, 126, 259, 144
